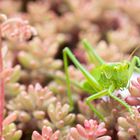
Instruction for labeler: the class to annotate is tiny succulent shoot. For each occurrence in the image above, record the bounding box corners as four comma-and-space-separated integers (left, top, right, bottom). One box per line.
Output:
32, 126, 60, 140
2, 111, 22, 140
0, 14, 36, 139
126, 77, 140, 106
63, 39, 140, 121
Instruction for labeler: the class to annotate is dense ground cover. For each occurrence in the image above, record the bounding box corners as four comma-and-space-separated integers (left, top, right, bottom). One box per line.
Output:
0, 0, 140, 140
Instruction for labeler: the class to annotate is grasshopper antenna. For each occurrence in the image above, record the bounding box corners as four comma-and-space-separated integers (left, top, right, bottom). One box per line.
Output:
127, 46, 140, 61
129, 46, 140, 73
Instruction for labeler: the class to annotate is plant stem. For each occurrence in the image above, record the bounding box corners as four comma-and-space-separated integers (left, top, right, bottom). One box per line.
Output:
0, 25, 4, 140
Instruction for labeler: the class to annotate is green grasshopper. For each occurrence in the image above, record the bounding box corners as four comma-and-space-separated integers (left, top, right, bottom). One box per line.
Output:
63, 39, 140, 121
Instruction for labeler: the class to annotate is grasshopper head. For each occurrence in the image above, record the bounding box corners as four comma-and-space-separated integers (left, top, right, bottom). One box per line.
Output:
113, 62, 129, 89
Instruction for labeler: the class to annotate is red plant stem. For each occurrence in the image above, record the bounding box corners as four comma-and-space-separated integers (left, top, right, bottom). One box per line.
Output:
0, 25, 4, 140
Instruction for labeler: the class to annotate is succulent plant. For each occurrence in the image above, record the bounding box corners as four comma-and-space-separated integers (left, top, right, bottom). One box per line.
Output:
7, 83, 57, 111
47, 102, 75, 129
66, 119, 111, 140
126, 77, 140, 106
119, 0, 140, 24
5, 65, 25, 98
32, 126, 60, 140
3, 123, 22, 140
117, 107, 140, 140
0, 0, 140, 140
3, 111, 22, 140
0, 13, 37, 139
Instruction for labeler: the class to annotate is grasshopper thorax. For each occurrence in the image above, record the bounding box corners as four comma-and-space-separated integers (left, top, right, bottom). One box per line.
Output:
91, 61, 129, 90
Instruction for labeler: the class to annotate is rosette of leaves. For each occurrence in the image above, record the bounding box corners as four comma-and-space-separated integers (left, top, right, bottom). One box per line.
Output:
46, 102, 75, 130
125, 77, 140, 106
0, 0, 21, 16
3, 111, 22, 140
6, 82, 74, 132
15, 37, 63, 85
0, 12, 64, 85
32, 119, 111, 140
55, 0, 100, 29
3, 123, 22, 140
95, 41, 127, 62
119, 0, 140, 24
0, 13, 37, 139
7, 83, 57, 111
1, 42, 25, 99
32, 126, 60, 140
36, 102, 75, 137
107, 12, 140, 54
66, 119, 111, 140
27, 1, 50, 23
17, 37, 62, 69
33, 102, 75, 139
117, 107, 140, 140
0, 51, 23, 98
23, 1, 68, 43
5, 65, 25, 98
7, 83, 57, 130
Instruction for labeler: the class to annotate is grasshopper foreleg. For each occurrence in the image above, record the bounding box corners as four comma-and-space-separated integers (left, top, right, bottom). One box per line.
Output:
109, 93, 133, 115
85, 90, 108, 121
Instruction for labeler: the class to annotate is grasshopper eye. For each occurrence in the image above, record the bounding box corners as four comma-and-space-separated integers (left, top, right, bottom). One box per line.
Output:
136, 61, 140, 68
136, 58, 140, 68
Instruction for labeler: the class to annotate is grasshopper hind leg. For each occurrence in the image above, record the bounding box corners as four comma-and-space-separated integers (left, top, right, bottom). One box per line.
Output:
63, 47, 102, 111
